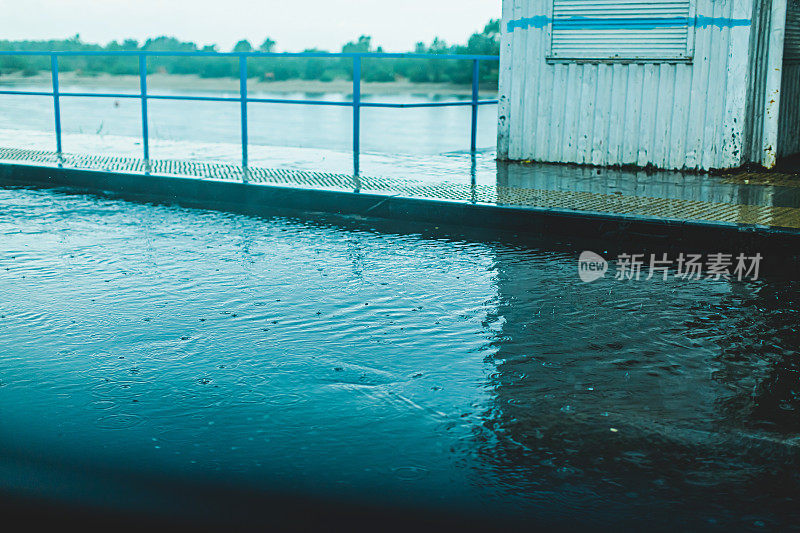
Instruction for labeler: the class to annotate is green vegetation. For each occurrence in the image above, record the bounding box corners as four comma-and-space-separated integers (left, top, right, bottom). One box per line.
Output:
0, 20, 499, 85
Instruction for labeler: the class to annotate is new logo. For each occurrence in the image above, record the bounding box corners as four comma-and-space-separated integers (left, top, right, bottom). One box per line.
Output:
578, 251, 608, 283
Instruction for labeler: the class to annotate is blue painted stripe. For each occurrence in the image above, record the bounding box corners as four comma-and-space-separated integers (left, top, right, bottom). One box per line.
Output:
507, 15, 751, 33
507, 15, 551, 32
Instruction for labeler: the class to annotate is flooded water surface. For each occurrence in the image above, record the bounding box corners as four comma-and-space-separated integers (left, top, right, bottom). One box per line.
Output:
1, 186, 799, 529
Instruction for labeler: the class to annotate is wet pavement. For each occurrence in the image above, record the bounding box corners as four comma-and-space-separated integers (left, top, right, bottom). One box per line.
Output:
2, 145, 800, 232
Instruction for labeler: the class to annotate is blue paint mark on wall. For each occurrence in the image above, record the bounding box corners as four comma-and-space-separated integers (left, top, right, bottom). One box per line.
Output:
507, 15, 752, 33
507, 15, 550, 32
694, 16, 752, 28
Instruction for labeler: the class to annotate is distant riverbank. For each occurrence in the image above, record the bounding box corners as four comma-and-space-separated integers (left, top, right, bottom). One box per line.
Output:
0, 71, 498, 96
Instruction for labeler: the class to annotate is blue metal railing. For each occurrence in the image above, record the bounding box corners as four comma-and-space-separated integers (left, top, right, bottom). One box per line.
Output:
0, 51, 499, 177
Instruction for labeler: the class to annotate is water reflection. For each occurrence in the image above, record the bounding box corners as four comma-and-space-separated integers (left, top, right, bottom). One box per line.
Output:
496, 162, 799, 228
712, 282, 800, 434
478, 247, 800, 527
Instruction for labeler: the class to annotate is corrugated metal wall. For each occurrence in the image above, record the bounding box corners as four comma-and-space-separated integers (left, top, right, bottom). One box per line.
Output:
498, 0, 757, 170
743, 0, 771, 163
778, 0, 800, 157
778, 65, 800, 157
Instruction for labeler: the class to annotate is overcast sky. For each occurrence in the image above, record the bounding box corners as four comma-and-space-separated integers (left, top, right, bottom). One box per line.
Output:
1, 0, 501, 52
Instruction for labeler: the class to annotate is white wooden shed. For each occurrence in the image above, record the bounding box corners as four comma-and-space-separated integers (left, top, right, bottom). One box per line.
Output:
497, 0, 800, 170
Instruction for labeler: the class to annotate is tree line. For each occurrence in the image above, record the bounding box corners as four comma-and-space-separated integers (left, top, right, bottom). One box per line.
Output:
0, 20, 499, 85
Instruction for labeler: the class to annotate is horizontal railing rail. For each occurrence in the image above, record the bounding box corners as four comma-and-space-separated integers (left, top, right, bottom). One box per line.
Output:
0, 50, 500, 60
0, 51, 500, 177
0, 89, 499, 108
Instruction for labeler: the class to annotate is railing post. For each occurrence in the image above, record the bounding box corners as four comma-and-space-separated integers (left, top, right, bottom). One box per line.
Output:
50, 54, 62, 163
138, 54, 150, 170
470, 59, 479, 153
239, 55, 249, 182
352, 55, 361, 176
470, 152, 477, 204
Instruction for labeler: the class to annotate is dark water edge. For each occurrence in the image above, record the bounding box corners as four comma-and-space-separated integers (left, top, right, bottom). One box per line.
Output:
1, 186, 800, 531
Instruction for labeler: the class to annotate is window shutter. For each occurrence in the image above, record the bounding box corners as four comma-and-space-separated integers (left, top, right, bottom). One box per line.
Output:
549, 0, 695, 61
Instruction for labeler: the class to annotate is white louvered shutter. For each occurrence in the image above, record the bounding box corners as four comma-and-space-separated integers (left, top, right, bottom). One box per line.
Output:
549, 0, 695, 61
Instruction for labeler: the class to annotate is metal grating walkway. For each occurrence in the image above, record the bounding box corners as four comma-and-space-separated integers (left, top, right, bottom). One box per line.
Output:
2, 146, 800, 231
